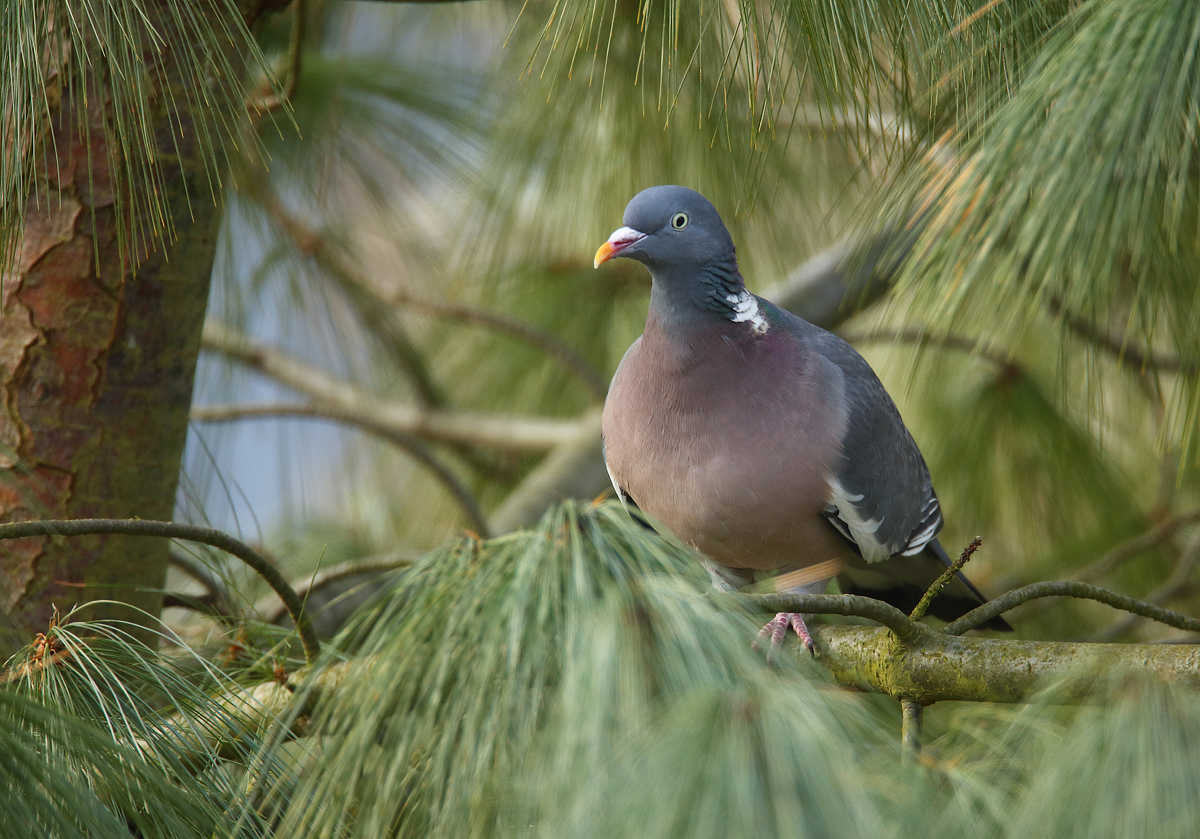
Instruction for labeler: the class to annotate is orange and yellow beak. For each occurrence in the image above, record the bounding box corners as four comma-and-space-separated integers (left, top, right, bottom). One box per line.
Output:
594, 227, 646, 269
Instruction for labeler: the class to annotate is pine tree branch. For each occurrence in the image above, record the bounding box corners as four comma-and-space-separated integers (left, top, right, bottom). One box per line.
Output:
840, 327, 1019, 372
1048, 295, 1195, 377
742, 584, 1200, 647
140, 623, 1200, 769
1090, 529, 1200, 642
1074, 507, 1200, 583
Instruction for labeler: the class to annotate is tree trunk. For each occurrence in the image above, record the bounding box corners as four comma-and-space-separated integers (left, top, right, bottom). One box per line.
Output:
0, 2, 279, 656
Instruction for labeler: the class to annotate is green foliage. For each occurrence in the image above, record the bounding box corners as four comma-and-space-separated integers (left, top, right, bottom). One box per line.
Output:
888, 0, 1200, 451
13, 504, 1200, 838
252, 500, 881, 837
0, 691, 229, 839
1008, 677, 1200, 839
12, 1, 1200, 835
2, 0, 278, 277
1, 617, 281, 838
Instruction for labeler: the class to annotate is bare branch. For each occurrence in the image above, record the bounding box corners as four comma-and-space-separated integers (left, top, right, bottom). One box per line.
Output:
387, 291, 608, 399
168, 550, 235, 609
763, 224, 916, 326
198, 320, 587, 452
165, 551, 237, 620
191, 399, 492, 535
1075, 507, 1200, 583
161, 591, 233, 620
0, 519, 320, 664
944, 581, 1200, 637
739, 592, 926, 642
1091, 528, 1200, 642
910, 536, 981, 622
840, 327, 1019, 372
900, 699, 923, 759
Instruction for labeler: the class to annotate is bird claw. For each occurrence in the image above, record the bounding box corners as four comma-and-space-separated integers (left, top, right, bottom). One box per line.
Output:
753, 612, 816, 658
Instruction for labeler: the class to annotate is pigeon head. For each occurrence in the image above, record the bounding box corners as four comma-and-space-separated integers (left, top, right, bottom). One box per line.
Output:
595, 186, 762, 331
594, 186, 736, 275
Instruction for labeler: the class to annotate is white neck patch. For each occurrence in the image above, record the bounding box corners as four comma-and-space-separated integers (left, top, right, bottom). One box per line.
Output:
725, 290, 769, 335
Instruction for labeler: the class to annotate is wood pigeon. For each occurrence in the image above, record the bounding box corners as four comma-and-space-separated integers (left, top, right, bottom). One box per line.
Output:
595, 185, 1011, 650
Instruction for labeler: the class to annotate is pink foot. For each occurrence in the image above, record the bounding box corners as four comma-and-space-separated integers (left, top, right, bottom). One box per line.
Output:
754, 612, 816, 657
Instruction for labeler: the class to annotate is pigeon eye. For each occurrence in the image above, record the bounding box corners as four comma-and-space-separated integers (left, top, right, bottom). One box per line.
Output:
671, 212, 689, 230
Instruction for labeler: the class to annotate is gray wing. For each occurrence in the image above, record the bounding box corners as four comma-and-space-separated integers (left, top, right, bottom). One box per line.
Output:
806, 324, 942, 564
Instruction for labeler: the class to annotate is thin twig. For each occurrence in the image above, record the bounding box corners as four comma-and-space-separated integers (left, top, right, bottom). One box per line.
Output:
841, 328, 1018, 372
387, 291, 608, 399
0, 519, 321, 665
1090, 529, 1200, 642
943, 581, 1200, 637
1075, 507, 1200, 583
162, 591, 233, 620
165, 551, 239, 622
258, 552, 417, 625
168, 550, 236, 614
1047, 296, 1194, 376
910, 537, 981, 621
739, 593, 928, 643
1012, 507, 1200, 622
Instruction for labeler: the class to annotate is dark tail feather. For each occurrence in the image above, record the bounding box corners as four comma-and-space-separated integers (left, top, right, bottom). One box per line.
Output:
837, 538, 1013, 632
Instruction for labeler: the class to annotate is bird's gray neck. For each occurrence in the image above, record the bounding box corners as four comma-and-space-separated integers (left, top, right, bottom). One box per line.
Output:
647, 258, 769, 338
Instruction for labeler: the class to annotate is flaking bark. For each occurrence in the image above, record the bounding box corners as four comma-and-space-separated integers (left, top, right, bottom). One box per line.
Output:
0, 1, 286, 656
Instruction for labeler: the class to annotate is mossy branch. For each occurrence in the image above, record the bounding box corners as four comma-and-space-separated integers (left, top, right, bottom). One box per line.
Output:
738, 586, 1200, 703
813, 626, 1200, 704
0, 519, 320, 664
